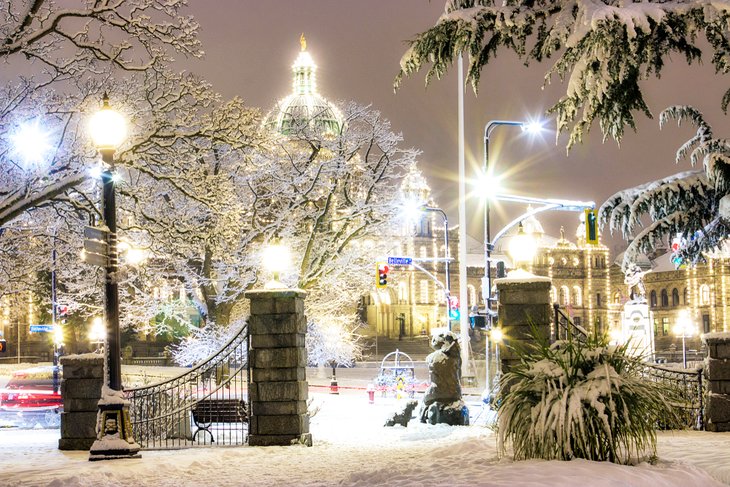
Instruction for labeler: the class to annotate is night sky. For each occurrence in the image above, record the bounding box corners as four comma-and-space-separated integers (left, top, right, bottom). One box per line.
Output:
183, 0, 729, 254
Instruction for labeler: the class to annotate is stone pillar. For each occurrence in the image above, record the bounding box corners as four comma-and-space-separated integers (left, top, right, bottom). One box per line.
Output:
245, 289, 312, 447
58, 353, 104, 450
495, 272, 552, 374
703, 333, 730, 432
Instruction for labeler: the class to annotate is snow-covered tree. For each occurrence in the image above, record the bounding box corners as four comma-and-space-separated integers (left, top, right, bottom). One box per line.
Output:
397, 0, 730, 149
600, 106, 730, 269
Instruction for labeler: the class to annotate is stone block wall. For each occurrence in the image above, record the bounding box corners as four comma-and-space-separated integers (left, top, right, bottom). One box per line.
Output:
495, 274, 552, 375
58, 354, 104, 450
703, 333, 730, 432
245, 289, 311, 447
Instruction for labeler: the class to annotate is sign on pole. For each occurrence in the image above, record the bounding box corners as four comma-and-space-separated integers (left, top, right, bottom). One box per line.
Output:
83, 251, 108, 267
84, 225, 109, 242
387, 256, 413, 266
83, 225, 110, 267
30, 324, 54, 333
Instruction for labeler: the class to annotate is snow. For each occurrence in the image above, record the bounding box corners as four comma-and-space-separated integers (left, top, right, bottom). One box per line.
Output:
494, 268, 552, 284
703, 331, 730, 341
2, 391, 729, 487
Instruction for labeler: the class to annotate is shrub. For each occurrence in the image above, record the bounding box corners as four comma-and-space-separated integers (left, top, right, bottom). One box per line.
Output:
496, 330, 683, 464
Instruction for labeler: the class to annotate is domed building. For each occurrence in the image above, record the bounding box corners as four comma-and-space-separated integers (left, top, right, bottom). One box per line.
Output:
264, 35, 343, 136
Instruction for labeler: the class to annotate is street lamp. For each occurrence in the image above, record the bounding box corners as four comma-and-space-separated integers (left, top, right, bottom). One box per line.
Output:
403, 200, 452, 326
482, 119, 543, 317
263, 240, 291, 289
89, 316, 106, 353
508, 221, 538, 270
674, 310, 696, 368
88, 93, 139, 460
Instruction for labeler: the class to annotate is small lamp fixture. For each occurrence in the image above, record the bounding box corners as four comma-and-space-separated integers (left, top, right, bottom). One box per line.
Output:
508, 222, 537, 268
491, 327, 504, 344
263, 240, 291, 289
89, 93, 127, 152
89, 316, 105, 347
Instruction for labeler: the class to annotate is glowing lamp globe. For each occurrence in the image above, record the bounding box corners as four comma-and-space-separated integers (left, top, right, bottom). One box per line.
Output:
89, 317, 105, 343
263, 242, 291, 288
89, 95, 127, 151
508, 222, 537, 267
491, 328, 504, 343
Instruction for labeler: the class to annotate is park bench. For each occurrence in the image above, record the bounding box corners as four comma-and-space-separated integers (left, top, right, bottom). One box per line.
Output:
191, 398, 248, 442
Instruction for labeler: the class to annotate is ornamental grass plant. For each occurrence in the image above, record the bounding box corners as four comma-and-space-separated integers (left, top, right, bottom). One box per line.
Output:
496, 330, 683, 464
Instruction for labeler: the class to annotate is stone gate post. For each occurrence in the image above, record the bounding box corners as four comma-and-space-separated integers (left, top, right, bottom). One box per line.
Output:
245, 289, 312, 447
58, 353, 104, 450
703, 333, 730, 432
495, 271, 552, 375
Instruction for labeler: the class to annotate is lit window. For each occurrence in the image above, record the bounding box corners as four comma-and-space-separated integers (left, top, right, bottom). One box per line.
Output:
700, 285, 711, 306
419, 280, 429, 304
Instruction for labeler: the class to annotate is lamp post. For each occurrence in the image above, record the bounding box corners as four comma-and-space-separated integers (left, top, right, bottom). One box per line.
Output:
482, 120, 541, 317
88, 93, 140, 460
89, 93, 126, 393
403, 202, 452, 327
674, 310, 696, 368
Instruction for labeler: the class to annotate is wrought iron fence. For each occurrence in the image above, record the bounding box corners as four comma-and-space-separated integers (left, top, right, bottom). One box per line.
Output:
551, 303, 588, 343
642, 363, 704, 430
124, 324, 249, 449
550, 304, 704, 430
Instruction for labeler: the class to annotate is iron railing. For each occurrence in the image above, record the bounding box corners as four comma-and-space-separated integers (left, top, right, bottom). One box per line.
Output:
551, 303, 588, 343
124, 324, 249, 449
642, 363, 704, 430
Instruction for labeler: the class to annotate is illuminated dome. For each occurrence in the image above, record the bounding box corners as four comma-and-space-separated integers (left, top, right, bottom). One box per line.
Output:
400, 166, 432, 204
264, 35, 343, 136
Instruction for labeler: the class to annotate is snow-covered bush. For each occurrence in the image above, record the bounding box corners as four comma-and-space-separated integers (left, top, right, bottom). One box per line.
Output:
496, 331, 682, 464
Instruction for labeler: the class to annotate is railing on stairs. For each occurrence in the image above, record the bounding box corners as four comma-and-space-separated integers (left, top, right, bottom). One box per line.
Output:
123, 324, 249, 449
551, 303, 588, 343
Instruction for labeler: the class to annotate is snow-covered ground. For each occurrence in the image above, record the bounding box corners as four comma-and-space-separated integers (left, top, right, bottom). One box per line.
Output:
2, 386, 729, 487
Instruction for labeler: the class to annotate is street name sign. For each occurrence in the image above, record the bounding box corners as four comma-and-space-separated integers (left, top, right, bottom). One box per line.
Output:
30, 324, 54, 333
83, 238, 108, 256
387, 256, 413, 266
84, 225, 109, 241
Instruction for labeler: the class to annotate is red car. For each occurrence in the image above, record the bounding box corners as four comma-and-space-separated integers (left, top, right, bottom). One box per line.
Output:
0, 366, 62, 428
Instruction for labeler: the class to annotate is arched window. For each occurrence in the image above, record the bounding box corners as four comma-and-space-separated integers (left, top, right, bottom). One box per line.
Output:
661, 289, 669, 307
467, 284, 476, 307
596, 292, 602, 307
700, 285, 711, 306
560, 286, 570, 306
572, 286, 582, 307
613, 291, 621, 304
398, 282, 408, 303
419, 280, 429, 304
672, 288, 680, 307
550, 286, 557, 304
650, 290, 657, 308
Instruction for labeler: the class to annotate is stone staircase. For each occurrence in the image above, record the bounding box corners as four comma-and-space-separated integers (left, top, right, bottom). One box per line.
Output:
362, 336, 432, 361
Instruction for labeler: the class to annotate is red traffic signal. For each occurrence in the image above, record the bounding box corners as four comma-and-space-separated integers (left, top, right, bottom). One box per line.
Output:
0, 339, 6, 353
376, 263, 389, 288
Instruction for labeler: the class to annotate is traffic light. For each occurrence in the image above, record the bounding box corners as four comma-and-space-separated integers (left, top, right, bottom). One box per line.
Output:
585, 209, 598, 245
376, 263, 389, 288
0, 339, 6, 353
58, 305, 68, 325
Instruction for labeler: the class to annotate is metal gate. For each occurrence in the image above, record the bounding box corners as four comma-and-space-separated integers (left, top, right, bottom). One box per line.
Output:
124, 324, 249, 449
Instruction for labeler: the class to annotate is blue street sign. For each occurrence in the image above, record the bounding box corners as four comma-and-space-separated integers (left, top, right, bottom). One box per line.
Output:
29, 324, 54, 333
387, 256, 413, 266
